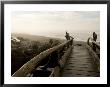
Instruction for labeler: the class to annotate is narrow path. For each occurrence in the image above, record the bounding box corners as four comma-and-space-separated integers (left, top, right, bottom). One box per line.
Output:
61, 45, 99, 77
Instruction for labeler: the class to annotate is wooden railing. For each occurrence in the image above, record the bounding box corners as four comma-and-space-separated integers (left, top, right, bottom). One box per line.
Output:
12, 39, 73, 77
87, 37, 100, 71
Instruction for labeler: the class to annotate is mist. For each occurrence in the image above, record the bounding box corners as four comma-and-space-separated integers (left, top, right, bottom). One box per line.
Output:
12, 11, 100, 41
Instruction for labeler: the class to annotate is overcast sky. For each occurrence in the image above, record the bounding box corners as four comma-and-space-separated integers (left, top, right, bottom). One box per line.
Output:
12, 11, 100, 41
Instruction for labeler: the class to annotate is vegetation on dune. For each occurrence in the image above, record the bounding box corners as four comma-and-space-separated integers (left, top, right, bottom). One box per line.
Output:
11, 36, 61, 75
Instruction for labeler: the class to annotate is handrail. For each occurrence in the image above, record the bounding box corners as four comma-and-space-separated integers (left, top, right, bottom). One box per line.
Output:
87, 37, 100, 71
12, 39, 73, 77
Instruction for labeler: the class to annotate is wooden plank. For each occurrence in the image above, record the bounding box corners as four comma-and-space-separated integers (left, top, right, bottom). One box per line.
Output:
61, 45, 100, 77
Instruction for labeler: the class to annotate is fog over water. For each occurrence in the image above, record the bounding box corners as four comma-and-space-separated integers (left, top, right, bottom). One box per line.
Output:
12, 11, 100, 41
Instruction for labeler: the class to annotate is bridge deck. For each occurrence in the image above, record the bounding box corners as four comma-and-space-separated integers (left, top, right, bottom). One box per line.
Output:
61, 45, 99, 77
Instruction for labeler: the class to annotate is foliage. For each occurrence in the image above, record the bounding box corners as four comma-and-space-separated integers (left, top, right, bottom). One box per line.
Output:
11, 36, 61, 75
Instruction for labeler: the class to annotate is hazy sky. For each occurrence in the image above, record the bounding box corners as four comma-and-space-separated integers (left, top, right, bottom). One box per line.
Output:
12, 11, 100, 41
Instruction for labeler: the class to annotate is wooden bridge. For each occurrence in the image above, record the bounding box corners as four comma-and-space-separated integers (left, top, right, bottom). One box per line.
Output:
12, 36, 100, 77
